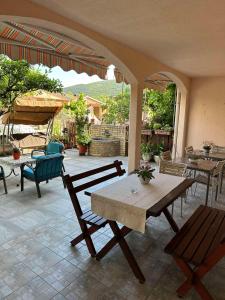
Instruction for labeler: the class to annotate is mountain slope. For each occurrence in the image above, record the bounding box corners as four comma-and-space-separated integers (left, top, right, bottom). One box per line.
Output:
64, 80, 129, 98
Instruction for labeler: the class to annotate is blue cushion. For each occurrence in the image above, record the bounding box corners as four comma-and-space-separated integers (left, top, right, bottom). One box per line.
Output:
23, 167, 35, 180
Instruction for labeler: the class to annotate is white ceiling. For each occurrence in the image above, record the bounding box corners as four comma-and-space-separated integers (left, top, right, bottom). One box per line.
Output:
32, 0, 225, 77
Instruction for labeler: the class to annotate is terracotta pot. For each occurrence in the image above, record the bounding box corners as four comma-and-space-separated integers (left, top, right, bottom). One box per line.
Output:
78, 144, 87, 156
13, 151, 21, 160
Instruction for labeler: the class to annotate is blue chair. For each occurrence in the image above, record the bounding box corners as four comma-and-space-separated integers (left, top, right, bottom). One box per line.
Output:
31, 141, 65, 171
31, 141, 64, 158
21, 153, 65, 198
0, 165, 7, 194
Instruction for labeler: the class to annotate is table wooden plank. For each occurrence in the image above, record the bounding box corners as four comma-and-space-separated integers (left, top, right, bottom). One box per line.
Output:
207, 214, 225, 256
188, 150, 225, 161
174, 158, 217, 172
165, 205, 206, 255
175, 206, 212, 257
192, 211, 225, 265
183, 209, 218, 262
148, 178, 194, 217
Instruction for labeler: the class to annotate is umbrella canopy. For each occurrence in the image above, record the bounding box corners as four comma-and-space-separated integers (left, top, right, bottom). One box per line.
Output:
1, 90, 68, 125
0, 21, 124, 82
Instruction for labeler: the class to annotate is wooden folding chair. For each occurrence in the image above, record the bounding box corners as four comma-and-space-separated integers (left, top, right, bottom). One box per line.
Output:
64, 160, 126, 257
165, 205, 225, 300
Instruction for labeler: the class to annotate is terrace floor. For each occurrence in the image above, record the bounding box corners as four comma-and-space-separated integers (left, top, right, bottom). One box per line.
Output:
0, 149, 225, 300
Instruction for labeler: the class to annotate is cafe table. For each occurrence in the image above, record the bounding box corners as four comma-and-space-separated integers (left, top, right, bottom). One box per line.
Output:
91, 173, 194, 283
0, 155, 36, 177
174, 158, 217, 205
187, 150, 225, 161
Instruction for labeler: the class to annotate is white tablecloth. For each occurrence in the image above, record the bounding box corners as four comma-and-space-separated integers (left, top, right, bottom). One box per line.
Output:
91, 173, 185, 233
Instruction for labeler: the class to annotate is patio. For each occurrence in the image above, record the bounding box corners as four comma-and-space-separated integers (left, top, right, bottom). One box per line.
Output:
0, 150, 224, 299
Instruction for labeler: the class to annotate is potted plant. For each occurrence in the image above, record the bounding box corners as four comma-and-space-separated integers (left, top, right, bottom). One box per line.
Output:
12, 147, 21, 160
152, 143, 164, 164
135, 164, 155, 184
202, 141, 212, 154
140, 143, 153, 161
76, 133, 91, 156
153, 122, 162, 134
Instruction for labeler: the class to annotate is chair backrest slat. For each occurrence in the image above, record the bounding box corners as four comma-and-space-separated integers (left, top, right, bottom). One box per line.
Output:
212, 145, 225, 154
212, 160, 225, 177
159, 160, 187, 177
161, 150, 172, 161
73, 171, 120, 193
69, 160, 124, 181
185, 146, 193, 154
64, 160, 126, 218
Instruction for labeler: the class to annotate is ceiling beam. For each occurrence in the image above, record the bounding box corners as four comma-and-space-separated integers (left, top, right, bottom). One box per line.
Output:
2, 21, 56, 50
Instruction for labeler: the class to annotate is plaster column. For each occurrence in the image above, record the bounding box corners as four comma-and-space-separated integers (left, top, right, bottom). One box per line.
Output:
172, 88, 181, 159
128, 83, 143, 172
175, 90, 189, 157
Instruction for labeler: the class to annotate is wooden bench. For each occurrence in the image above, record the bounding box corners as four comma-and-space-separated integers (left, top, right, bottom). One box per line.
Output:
64, 160, 126, 257
165, 205, 225, 300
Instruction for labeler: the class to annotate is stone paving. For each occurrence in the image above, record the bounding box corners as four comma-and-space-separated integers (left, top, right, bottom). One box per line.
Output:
0, 149, 225, 299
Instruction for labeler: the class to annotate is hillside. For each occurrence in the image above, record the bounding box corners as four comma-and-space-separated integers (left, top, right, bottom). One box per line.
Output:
64, 80, 130, 98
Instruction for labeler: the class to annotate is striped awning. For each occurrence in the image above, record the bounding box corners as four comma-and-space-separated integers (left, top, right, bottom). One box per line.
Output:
0, 21, 125, 83
145, 73, 173, 91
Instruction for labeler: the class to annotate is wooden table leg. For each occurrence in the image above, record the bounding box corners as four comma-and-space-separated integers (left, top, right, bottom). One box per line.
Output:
163, 207, 179, 233
108, 221, 145, 283
175, 257, 213, 300
219, 169, 224, 193
205, 172, 210, 206
96, 226, 131, 261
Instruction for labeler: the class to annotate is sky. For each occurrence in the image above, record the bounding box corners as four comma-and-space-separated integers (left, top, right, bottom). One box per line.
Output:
34, 64, 115, 88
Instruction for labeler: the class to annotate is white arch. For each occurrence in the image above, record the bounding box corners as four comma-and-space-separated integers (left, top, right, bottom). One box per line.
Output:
145, 71, 189, 158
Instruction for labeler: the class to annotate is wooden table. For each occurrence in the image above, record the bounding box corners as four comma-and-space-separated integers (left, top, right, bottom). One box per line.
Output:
188, 150, 225, 161
91, 173, 194, 283
174, 158, 217, 205
165, 205, 225, 299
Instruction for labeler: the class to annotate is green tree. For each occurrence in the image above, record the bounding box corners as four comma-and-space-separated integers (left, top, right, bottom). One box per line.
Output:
64, 93, 89, 134
143, 84, 176, 129
0, 56, 63, 110
101, 88, 130, 124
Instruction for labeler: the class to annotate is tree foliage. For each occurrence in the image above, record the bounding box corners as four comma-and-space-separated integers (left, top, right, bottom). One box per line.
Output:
64, 93, 89, 134
101, 88, 130, 124
0, 56, 63, 110
143, 84, 176, 129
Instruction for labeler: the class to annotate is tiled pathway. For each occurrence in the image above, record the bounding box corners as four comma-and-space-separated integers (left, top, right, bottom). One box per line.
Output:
0, 150, 224, 299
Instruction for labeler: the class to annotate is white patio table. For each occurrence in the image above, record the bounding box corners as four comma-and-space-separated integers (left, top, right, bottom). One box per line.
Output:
91, 173, 194, 283
0, 155, 36, 177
